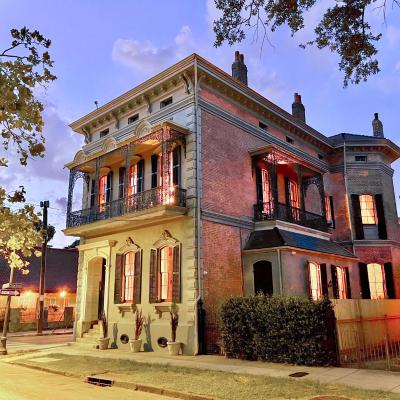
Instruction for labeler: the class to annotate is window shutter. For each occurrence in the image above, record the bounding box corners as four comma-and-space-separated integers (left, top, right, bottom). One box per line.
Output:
151, 155, 158, 189
320, 263, 328, 297
172, 146, 181, 186
90, 179, 95, 207
255, 168, 263, 203
384, 262, 395, 299
133, 251, 142, 304
345, 267, 352, 299
149, 249, 158, 303
306, 261, 312, 300
284, 177, 291, 206
172, 244, 181, 303
375, 194, 387, 240
106, 171, 113, 202
351, 194, 364, 240
359, 263, 370, 299
331, 265, 339, 299
329, 196, 336, 229
118, 167, 126, 199
137, 160, 145, 193
114, 254, 123, 304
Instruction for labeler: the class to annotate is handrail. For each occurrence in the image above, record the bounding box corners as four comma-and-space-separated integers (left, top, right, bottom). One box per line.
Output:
67, 186, 186, 228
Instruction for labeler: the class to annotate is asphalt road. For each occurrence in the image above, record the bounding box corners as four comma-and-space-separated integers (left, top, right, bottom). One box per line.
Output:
5, 333, 73, 353
0, 363, 171, 400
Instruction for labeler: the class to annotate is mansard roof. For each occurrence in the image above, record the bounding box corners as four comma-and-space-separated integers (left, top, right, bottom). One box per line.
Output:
244, 228, 357, 259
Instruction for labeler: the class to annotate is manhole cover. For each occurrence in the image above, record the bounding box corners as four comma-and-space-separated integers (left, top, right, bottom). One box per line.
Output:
289, 371, 309, 378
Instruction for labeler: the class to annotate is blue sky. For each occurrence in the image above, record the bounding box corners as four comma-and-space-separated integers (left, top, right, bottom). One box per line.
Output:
1, 0, 400, 247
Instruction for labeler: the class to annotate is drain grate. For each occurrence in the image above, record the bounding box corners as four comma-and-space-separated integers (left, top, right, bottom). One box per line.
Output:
86, 376, 113, 387
288, 371, 309, 378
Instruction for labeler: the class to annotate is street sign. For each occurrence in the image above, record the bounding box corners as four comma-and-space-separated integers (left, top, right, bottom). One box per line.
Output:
0, 289, 20, 296
2, 283, 22, 290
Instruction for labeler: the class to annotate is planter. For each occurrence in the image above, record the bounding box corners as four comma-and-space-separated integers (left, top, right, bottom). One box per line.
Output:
97, 337, 110, 350
167, 341, 181, 356
129, 339, 142, 353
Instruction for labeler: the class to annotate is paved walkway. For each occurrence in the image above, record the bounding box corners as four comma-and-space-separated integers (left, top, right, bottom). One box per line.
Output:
4, 343, 400, 394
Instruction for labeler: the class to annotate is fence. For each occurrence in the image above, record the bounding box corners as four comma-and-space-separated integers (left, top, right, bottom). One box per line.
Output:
333, 299, 400, 371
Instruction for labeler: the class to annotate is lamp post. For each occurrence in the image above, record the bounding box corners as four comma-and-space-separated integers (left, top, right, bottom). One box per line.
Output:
0, 267, 15, 355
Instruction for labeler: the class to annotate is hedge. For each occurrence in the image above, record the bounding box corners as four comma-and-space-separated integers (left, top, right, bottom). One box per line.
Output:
219, 295, 337, 366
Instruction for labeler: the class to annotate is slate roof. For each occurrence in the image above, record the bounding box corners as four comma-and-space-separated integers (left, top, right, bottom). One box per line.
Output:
0, 247, 78, 292
244, 228, 357, 259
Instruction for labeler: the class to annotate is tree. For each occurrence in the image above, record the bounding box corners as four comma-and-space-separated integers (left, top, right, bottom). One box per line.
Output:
35, 222, 56, 243
213, 0, 398, 86
65, 239, 80, 249
0, 27, 56, 270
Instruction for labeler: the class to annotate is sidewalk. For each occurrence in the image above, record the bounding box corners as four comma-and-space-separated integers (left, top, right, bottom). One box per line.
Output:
8, 328, 73, 337
5, 344, 400, 394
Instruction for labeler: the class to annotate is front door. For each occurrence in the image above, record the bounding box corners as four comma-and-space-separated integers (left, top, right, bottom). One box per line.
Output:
254, 261, 273, 296
97, 259, 106, 320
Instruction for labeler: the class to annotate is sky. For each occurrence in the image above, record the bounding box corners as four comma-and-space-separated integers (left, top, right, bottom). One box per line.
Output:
1, 0, 400, 248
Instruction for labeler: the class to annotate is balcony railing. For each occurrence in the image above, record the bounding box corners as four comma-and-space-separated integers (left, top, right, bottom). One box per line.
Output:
254, 201, 330, 232
67, 186, 186, 228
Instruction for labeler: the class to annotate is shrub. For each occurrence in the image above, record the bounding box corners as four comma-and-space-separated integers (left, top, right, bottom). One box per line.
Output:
219, 295, 337, 366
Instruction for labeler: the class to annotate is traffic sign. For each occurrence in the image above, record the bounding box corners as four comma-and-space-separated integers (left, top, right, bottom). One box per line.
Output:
2, 283, 22, 290
0, 289, 20, 296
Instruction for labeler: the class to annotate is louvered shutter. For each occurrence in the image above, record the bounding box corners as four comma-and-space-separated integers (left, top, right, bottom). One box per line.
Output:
320, 263, 328, 297
172, 146, 181, 186
331, 265, 339, 299
351, 194, 364, 240
345, 267, 352, 299
329, 196, 336, 229
106, 171, 113, 202
375, 194, 387, 240
359, 263, 370, 299
151, 155, 158, 189
90, 179, 95, 207
133, 251, 142, 304
172, 244, 181, 303
137, 160, 145, 193
118, 167, 125, 199
384, 262, 395, 299
149, 249, 158, 303
255, 168, 263, 203
307, 261, 312, 300
114, 254, 123, 304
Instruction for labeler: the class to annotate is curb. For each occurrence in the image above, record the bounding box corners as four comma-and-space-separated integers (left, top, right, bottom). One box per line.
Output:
11, 361, 216, 400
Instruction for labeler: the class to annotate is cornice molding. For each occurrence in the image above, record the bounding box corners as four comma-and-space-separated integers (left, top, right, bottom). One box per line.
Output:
201, 209, 254, 230
329, 162, 394, 176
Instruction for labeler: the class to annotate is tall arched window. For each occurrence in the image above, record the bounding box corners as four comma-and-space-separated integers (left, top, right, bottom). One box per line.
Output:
367, 263, 385, 299
160, 246, 174, 301
308, 262, 322, 301
123, 252, 136, 302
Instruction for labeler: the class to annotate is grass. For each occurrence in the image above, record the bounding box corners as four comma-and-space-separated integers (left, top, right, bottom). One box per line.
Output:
16, 353, 400, 400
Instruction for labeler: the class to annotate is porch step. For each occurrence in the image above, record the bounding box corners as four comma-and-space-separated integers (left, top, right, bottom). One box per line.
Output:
75, 321, 102, 347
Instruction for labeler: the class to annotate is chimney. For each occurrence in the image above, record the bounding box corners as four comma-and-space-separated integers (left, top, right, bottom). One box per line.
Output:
292, 93, 306, 123
372, 112, 384, 138
231, 51, 248, 86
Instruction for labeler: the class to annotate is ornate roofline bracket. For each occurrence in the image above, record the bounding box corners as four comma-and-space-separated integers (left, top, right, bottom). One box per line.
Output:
117, 236, 141, 254
153, 230, 179, 248
182, 72, 193, 94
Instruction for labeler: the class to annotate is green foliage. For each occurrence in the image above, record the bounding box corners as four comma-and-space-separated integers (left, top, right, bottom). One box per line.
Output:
35, 221, 56, 243
213, 0, 393, 86
170, 310, 179, 342
134, 308, 145, 340
219, 295, 337, 366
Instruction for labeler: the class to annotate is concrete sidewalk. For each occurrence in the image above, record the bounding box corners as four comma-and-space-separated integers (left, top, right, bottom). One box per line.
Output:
5, 344, 400, 394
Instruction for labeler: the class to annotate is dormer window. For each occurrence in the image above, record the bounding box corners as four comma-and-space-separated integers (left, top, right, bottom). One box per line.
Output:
100, 128, 109, 138
355, 155, 367, 162
160, 97, 173, 109
128, 114, 139, 124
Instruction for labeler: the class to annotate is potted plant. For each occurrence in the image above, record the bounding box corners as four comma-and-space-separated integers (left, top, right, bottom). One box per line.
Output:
129, 308, 144, 352
167, 310, 181, 355
97, 312, 110, 350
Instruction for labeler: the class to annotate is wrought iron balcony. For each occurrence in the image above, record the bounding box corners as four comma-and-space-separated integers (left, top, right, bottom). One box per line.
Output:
254, 201, 330, 232
67, 186, 186, 228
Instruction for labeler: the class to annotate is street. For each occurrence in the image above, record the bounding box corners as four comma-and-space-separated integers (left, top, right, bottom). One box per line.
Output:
0, 362, 171, 400
5, 333, 73, 353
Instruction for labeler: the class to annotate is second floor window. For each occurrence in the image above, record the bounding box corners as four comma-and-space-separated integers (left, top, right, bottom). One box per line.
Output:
351, 194, 387, 240
151, 154, 159, 188
100, 128, 109, 138
98, 175, 107, 211
160, 97, 173, 109
118, 167, 125, 198
359, 194, 377, 224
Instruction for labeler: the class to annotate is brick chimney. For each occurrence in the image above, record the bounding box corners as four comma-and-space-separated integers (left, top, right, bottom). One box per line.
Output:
231, 51, 248, 86
292, 93, 306, 123
372, 112, 384, 138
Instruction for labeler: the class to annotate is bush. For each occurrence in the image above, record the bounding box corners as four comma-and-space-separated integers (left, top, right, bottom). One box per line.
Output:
219, 295, 337, 366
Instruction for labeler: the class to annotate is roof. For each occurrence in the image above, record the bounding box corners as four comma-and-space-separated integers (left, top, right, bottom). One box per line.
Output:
244, 228, 357, 259
0, 247, 79, 292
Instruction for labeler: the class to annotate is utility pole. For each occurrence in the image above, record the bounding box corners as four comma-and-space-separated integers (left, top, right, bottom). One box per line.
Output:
0, 267, 15, 355
37, 200, 49, 334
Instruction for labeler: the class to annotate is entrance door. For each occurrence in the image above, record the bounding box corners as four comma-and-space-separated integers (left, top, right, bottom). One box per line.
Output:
97, 259, 106, 320
254, 261, 273, 295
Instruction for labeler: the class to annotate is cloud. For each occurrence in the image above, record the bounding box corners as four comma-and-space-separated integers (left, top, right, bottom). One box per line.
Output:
55, 197, 67, 209
112, 26, 194, 75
